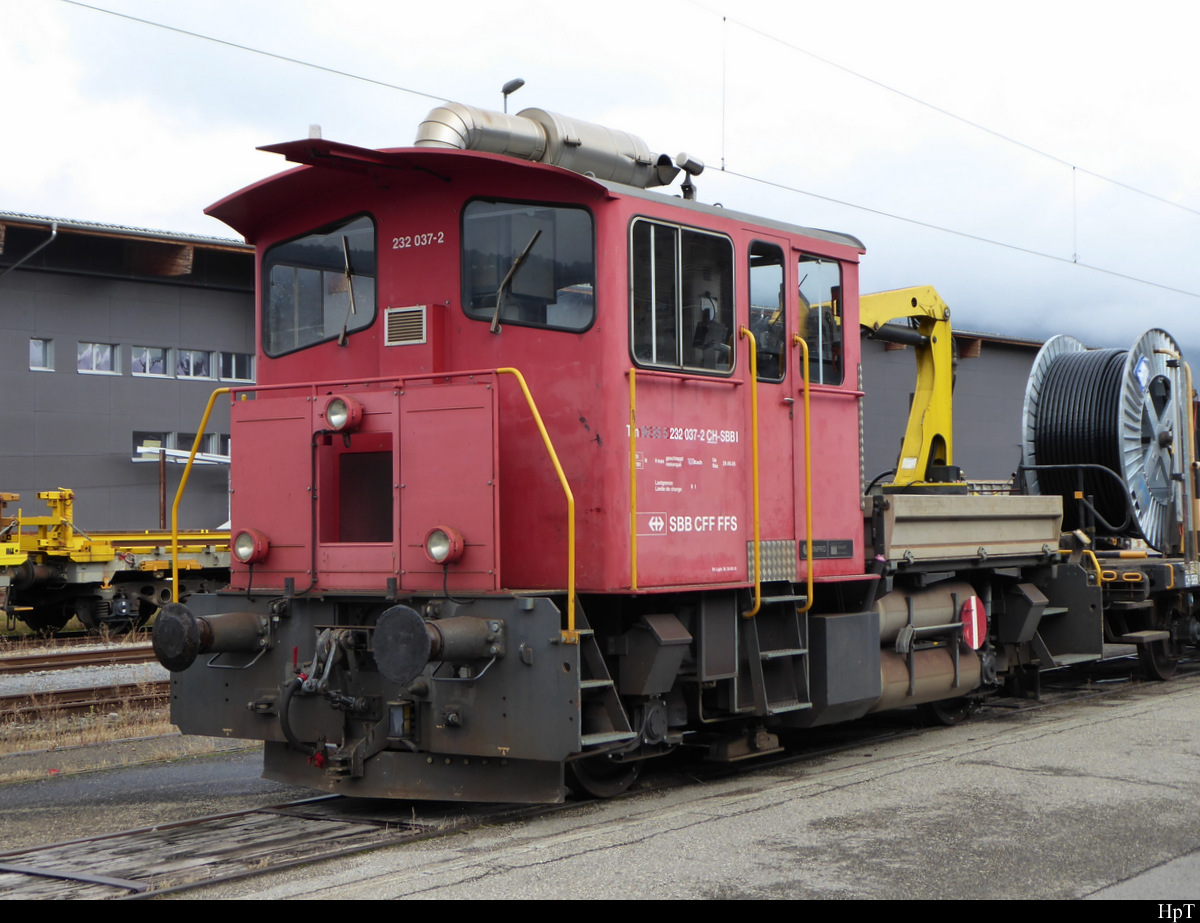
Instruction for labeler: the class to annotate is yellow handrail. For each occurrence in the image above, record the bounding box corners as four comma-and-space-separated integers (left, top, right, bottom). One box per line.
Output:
497, 368, 579, 644
172, 388, 231, 601
739, 326, 762, 618
793, 335, 814, 614
629, 368, 638, 591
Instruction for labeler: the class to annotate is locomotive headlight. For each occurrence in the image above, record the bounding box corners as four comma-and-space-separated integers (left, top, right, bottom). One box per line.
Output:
232, 528, 270, 564
424, 526, 465, 564
324, 395, 364, 432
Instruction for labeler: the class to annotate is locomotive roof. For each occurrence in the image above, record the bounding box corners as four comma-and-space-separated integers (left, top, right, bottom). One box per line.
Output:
592, 179, 864, 254
208, 140, 864, 255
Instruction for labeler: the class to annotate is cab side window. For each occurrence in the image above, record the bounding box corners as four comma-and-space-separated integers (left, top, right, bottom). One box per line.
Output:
749, 241, 785, 382
263, 215, 376, 357
631, 219, 734, 373
798, 255, 843, 385
462, 200, 595, 332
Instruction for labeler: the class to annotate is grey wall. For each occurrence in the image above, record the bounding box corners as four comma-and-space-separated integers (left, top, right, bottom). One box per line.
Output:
0, 268, 252, 530
860, 334, 1037, 484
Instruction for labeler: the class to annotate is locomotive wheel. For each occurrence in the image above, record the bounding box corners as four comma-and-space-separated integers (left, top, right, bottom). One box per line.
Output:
919, 697, 971, 726
1138, 640, 1178, 681
566, 754, 642, 799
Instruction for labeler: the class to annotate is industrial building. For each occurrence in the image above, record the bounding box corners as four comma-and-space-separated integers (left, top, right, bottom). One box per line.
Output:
0, 212, 253, 530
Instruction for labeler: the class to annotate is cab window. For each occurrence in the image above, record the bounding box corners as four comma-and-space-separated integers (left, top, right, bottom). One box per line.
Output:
749, 242, 786, 382
263, 215, 377, 356
462, 200, 595, 332
798, 255, 843, 385
631, 219, 734, 373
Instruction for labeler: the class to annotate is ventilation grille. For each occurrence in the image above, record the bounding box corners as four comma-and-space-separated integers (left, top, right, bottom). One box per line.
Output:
385, 306, 427, 345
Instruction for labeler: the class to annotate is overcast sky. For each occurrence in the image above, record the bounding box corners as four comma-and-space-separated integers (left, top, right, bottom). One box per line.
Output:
3, 0, 1197, 355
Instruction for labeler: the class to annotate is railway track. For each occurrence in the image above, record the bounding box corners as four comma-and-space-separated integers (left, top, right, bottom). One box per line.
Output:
0, 654, 1193, 900
0, 643, 156, 675
0, 641, 165, 719
0, 681, 169, 720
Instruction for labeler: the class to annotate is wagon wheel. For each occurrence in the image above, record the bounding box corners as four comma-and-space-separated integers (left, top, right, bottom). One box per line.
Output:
1138, 640, 1178, 681
566, 753, 642, 798
135, 599, 159, 629
21, 604, 73, 634
74, 598, 101, 631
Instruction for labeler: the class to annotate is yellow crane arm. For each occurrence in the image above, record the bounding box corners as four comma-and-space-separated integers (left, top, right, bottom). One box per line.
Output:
859, 285, 958, 489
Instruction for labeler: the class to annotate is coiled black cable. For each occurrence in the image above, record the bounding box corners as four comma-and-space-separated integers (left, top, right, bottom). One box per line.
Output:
1031, 348, 1132, 534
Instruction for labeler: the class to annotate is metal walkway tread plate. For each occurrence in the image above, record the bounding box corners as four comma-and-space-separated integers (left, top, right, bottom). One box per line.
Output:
760, 647, 808, 660
1052, 652, 1102, 665
1117, 629, 1171, 643
580, 730, 638, 747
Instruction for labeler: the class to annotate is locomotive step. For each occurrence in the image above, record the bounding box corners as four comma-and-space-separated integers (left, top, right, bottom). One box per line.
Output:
580, 730, 638, 747
1116, 629, 1171, 644
759, 594, 808, 606
760, 647, 808, 660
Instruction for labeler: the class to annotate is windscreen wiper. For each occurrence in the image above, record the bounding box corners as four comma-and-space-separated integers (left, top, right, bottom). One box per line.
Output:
490, 228, 542, 334
337, 234, 358, 346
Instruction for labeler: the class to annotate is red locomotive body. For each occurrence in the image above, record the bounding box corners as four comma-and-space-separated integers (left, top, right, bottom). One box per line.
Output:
212, 144, 865, 598
154, 104, 1198, 802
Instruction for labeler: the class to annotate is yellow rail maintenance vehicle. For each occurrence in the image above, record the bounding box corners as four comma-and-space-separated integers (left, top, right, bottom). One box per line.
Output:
1, 489, 229, 633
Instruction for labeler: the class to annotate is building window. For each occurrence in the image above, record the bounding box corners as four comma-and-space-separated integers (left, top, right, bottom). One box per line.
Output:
177, 349, 214, 379
178, 433, 206, 454
132, 346, 170, 376
132, 431, 171, 462
219, 351, 254, 381
29, 338, 53, 371
78, 342, 119, 374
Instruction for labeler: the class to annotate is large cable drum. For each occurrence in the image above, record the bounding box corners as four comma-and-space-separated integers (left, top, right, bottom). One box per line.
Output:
1022, 329, 1187, 552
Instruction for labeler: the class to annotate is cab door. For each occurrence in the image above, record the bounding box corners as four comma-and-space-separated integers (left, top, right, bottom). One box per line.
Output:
792, 249, 861, 579
746, 238, 798, 580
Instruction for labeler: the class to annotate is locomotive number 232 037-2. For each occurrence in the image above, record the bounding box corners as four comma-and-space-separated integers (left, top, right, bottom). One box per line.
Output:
393, 232, 444, 249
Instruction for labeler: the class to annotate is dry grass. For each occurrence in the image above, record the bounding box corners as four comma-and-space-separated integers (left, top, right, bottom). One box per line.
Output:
0, 693, 175, 754
0, 631, 254, 784
0, 620, 152, 651
0, 697, 255, 785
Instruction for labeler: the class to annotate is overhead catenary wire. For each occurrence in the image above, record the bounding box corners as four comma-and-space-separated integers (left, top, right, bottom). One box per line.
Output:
51, 0, 1200, 301
693, 1, 1200, 221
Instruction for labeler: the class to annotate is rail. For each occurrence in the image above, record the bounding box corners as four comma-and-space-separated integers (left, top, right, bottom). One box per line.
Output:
171, 388, 231, 601
496, 368, 579, 644
629, 367, 638, 591
739, 326, 762, 618
793, 334, 814, 615
170, 373, 579, 640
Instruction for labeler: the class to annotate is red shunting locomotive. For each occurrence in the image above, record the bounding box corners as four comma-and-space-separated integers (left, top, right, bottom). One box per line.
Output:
153, 102, 1198, 802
